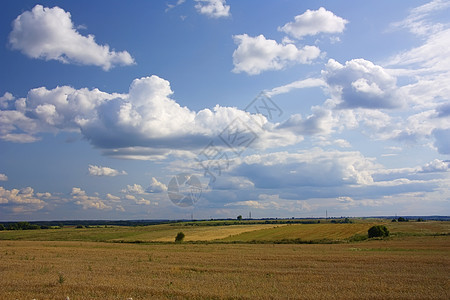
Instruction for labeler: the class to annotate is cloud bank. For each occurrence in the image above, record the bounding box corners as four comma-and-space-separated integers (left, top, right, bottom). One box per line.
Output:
0, 75, 304, 159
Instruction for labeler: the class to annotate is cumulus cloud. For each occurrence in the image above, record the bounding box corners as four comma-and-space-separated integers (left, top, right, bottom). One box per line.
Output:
323, 58, 403, 109
122, 184, 146, 194
231, 149, 378, 189
194, 0, 230, 18
0, 186, 46, 204
134, 198, 152, 205
71, 187, 112, 210
9, 5, 135, 70
146, 177, 168, 193
232, 34, 320, 75
0, 186, 46, 213
279, 7, 348, 39
0, 173, 8, 181
420, 159, 450, 173
0, 92, 15, 110
88, 165, 127, 176
106, 193, 121, 202
0, 75, 303, 159
276, 106, 334, 136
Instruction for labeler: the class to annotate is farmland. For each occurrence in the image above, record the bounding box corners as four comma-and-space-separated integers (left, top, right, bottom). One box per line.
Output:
0, 220, 449, 299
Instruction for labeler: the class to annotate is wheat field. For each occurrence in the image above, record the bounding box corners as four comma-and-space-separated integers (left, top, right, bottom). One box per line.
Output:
0, 221, 449, 299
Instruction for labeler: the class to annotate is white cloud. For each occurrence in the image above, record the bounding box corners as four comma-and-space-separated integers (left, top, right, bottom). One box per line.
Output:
232, 34, 320, 75
106, 193, 121, 202
210, 176, 254, 190
232, 149, 378, 188
166, 0, 186, 12
0, 186, 46, 213
0, 173, 8, 181
116, 205, 125, 212
421, 159, 450, 173
9, 5, 135, 70
390, 0, 450, 36
71, 187, 112, 210
194, 0, 230, 18
0, 186, 46, 205
125, 194, 136, 200
0, 92, 15, 110
122, 184, 146, 194
323, 58, 403, 109
386, 2, 450, 111
267, 77, 325, 97
88, 165, 127, 176
279, 7, 348, 39
134, 198, 152, 205
147, 177, 168, 193
0, 75, 303, 159
225, 200, 267, 209
276, 106, 335, 136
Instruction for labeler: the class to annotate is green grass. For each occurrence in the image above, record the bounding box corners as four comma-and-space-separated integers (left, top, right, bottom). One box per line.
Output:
1, 220, 449, 244
0, 223, 282, 243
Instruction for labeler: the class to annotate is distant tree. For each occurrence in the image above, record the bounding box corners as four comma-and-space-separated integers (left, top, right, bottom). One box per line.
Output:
368, 225, 390, 238
397, 217, 408, 222
391, 218, 397, 222
237, 215, 243, 221
417, 218, 425, 222
0, 224, 4, 231
175, 232, 185, 243
76, 225, 84, 229
344, 218, 351, 223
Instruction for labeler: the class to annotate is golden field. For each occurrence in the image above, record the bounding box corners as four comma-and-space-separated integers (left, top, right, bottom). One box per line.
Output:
0, 221, 449, 299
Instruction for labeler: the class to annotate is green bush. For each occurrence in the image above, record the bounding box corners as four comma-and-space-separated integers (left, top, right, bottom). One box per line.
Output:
368, 225, 389, 238
175, 232, 185, 242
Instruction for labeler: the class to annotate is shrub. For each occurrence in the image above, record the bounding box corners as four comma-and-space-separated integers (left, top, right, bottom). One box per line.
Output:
76, 225, 84, 229
397, 217, 408, 222
0, 224, 4, 231
58, 273, 65, 284
368, 225, 389, 238
175, 232, 185, 243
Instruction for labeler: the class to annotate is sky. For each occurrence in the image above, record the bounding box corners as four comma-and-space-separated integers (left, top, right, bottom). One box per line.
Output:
0, 0, 449, 221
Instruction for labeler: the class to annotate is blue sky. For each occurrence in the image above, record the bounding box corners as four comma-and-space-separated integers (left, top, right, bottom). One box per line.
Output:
1, 0, 449, 221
